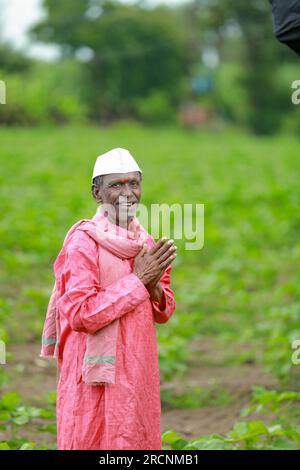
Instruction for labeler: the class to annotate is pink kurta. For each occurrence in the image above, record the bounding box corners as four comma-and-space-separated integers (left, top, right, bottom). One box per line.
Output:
55, 226, 176, 450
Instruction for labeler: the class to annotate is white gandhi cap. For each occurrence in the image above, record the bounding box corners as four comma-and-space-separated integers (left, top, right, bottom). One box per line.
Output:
92, 147, 142, 180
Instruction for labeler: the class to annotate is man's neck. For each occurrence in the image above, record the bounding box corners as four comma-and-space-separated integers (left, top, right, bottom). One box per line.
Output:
98, 206, 135, 231
108, 214, 134, 231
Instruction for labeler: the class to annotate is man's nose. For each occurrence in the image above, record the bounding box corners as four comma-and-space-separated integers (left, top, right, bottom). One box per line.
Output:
121, 184, 132, 197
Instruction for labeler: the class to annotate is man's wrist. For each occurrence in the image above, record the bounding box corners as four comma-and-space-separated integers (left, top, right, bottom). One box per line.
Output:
147, 281, 159, 294
147, 282, 165, 308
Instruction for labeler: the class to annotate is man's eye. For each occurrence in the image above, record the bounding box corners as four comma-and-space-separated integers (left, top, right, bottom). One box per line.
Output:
111, 183, 121, 188
130, 181, 139, 187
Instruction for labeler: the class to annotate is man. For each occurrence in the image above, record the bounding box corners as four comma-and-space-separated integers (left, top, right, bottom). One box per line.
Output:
40, 147, 176, 450
270, 0, 300, 56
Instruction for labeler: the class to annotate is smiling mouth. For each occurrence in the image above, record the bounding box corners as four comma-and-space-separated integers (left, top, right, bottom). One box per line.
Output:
117, 202, 137, 207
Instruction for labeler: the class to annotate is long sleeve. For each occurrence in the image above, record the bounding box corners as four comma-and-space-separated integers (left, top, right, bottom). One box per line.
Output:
151, 264, 176, 324
57, 233, 150, 335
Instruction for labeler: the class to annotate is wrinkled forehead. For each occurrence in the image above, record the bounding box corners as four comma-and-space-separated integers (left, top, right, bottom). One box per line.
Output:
102, 171, 141, 185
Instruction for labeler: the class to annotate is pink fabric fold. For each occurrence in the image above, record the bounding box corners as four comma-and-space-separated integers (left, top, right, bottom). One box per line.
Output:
40, 208, 148, 386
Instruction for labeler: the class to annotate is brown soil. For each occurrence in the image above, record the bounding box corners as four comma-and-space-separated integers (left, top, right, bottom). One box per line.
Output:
160, 337, 278, 440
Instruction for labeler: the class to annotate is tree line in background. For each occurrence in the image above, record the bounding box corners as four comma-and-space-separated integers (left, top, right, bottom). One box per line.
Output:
0, 0, 299, 134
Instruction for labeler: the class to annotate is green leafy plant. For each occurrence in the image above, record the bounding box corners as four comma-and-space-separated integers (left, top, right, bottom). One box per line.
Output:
0, 391, 56, 450
162, 421, 300, 450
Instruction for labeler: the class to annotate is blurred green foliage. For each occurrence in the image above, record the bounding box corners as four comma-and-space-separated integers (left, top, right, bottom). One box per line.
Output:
0, 0, 299, 133
0, 60, 89, 125
30, 0, 191, 121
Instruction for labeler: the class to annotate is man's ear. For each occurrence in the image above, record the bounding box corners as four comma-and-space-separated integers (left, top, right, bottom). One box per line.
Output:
91, 184, 102, 203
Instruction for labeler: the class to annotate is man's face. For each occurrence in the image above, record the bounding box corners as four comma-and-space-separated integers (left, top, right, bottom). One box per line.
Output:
92, 171, 142, 226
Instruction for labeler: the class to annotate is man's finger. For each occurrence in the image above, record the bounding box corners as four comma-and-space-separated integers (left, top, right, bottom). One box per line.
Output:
157, 244, 176, 264
154, 239, 175, 259
159, 252, 176, 268
149, 237, 168, 255
148, 237, 169, 255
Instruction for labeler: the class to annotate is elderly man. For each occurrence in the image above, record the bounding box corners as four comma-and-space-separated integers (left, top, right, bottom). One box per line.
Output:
40, 148, 176, 450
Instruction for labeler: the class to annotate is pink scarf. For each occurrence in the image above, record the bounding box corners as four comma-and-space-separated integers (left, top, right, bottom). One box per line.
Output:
40, 209, 148, 386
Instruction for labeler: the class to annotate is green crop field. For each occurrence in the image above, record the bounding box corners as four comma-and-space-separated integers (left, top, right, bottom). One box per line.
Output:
1, 123, 300, 450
